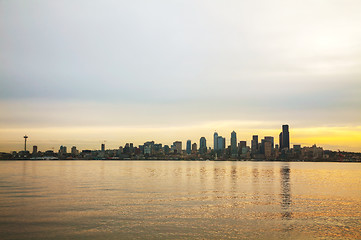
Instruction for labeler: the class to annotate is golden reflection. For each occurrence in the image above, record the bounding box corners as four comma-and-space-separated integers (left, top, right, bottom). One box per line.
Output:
280, 163, 292, 220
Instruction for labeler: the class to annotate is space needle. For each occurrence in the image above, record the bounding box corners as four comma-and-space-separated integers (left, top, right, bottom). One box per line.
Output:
24, 135, 28, 152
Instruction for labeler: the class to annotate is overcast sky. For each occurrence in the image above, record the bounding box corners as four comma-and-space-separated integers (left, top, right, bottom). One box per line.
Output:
1, 0, 361, 152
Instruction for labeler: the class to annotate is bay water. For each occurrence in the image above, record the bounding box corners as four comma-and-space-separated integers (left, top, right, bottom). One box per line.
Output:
0, 161, 360, 239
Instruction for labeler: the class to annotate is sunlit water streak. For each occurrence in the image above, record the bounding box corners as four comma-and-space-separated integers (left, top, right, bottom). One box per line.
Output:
0, 161, 360, 239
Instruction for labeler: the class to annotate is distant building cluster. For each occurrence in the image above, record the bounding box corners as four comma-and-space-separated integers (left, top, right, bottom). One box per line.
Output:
1, 125, 360, 162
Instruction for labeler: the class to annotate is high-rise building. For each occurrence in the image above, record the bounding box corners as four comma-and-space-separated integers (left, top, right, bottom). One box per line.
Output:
199, 137, 207, 154
143, 141, 155, 155
213, 132, 218, 150
279, 132, 283, 149
264, 136, 274, 149
163, 145, 170, 155
71, 146, 78, 156
251, 135, 258, 153
192, 143, 197, 154
231, 131, 237, 156
264, 141, 272, 159
238, 141, 247, 149
173, 141, 182, 154
186, 140, 192, 154
280, 125, 290, 150
101, 143, 105, 152
59, 146, 67, 154
32, 145, 38, 155
217, 136, 225, 151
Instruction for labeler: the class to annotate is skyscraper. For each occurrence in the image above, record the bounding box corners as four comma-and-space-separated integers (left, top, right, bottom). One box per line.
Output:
173, 141, 182, 154
191, 143, 197, 154
231, 131, 237, 156
101, 143, 105, 152
199, 137, 207, 154
280, 125, 290, 150
217, 136, 225, 152
251, 135, 258, 153
32, 145, 37, 155
186, 140, 191, 154
279, 132, 283, 149
213, 132, 218, 150
264, 136, 274, 149
71, 146, 78, 156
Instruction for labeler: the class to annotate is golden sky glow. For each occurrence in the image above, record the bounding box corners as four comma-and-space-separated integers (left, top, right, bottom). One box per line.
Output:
1, 124, 360, 152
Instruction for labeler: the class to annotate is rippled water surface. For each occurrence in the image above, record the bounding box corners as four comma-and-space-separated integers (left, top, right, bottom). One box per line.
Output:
0, 161, 360, 239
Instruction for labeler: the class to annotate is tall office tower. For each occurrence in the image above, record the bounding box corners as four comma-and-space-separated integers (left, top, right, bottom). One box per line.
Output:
231, 131, 237, 156
238, 141, 247, 154
199, 137, 207, 154
279, 132, 283, 149
213, 132, 218, 150
144, 141, 155, 155
192, 143, 197, 154
163, 145, 170, 155
280, 125, 290, 150
173, 141, 182, 154
251, 135, 258, 153
130, 143, 134, 153
264, 141, 272, 159
264, 136, 274, 149
238, 141, 247, 149
59, 145, 67, 154
186, 140, 192, 154
32, 145, 38, 155
101, 143, 105, 152
282, 125, 290, 149
71, 146, 77, 155
217, 136, 225, 151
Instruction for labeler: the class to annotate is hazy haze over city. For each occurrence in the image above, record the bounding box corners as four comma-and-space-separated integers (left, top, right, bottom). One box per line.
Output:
1, 0, 361, 152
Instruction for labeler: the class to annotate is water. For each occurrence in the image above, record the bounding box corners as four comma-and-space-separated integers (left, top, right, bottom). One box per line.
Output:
0, 161, 360, 239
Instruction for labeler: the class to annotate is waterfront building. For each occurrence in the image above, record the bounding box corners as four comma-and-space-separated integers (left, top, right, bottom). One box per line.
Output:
264, 136, 274, 149
280, 125, 290, 150
173, 141, 182, 154
213, 132, 218, 150
251, 135, 258, 153
59, 145, 67, 154
264, 141, 272, 159
238, 141, 247, 155
231, 131, 237, 157
130, 143, 134, 153
192, 143, 197, 154
32, 145, 38, 155
71, 146, 78, 156
199, 137, 207, 154
216, 136, 225, 152
163, 145, 170, 155
144, 145, 151, 155
144, 141, 155, 155
153, 144, 162, 154
186, 140, 192, 154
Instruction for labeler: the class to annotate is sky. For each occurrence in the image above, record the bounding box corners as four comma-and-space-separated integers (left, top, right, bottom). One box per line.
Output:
1, 0, 361, 152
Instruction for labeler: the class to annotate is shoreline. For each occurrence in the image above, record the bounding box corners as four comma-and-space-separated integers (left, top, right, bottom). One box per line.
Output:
1, 159, 360, 163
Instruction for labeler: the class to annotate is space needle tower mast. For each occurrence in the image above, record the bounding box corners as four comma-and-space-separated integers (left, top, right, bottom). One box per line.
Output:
24, 135, 28, 152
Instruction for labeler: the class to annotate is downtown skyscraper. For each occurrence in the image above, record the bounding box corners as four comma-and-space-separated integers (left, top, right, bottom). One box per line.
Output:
279, 125, 290, 150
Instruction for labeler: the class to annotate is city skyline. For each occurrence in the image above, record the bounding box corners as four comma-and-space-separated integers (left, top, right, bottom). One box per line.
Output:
5, 124, 360, 162
3, 124, 360, 154
1, 1, 361, 153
